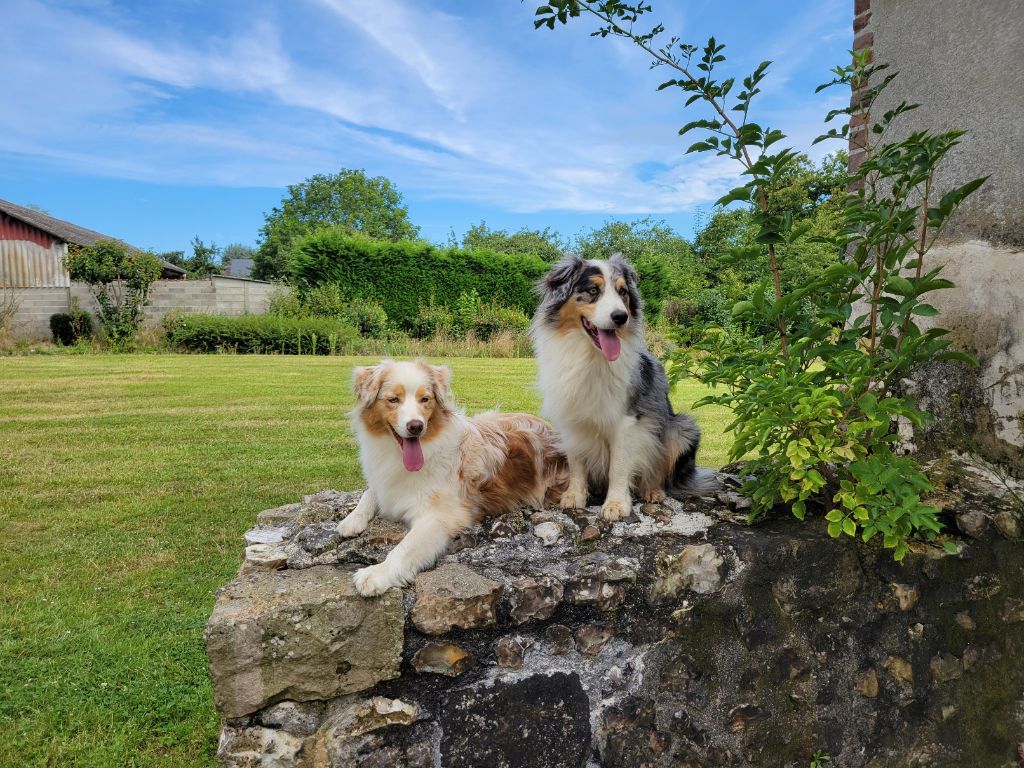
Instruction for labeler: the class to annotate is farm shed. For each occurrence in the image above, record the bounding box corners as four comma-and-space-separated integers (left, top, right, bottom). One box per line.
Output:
1, 199, 280, 340
0, 198, 185, 287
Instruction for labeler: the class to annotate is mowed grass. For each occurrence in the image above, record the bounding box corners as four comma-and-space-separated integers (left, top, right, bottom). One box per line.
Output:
0, 354, 731, 767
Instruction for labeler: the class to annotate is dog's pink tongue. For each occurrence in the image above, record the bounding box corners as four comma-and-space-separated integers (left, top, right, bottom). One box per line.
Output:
597, 329, 621, 362
401, 437, 424, 472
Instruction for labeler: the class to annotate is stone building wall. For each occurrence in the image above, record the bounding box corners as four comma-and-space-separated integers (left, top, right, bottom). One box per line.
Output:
852, 0, 1024, 467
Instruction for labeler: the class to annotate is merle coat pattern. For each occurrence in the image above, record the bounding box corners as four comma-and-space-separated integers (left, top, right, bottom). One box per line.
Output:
531, 253, 713, 521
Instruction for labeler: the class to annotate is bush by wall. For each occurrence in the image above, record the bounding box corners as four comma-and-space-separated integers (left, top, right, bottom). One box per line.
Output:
267, 289, 306, 319
165, 314, 359, 355
268, 284, 390, 338
471, 302, 531, 341
288, 231, 548, 328
49, 311, 94, 346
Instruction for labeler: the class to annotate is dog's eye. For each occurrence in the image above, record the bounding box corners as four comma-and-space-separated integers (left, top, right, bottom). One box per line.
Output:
587, 286, 600, 296
419, 396, 431, 404
618, 287, 628, 297
386, 396, 400, 405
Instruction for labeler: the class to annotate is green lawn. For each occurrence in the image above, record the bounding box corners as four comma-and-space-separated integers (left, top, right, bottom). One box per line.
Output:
0, 354, 730, 767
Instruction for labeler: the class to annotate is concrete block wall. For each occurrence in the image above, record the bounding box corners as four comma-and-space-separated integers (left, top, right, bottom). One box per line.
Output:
6, 287, 71, 339
7, 277, 284, 341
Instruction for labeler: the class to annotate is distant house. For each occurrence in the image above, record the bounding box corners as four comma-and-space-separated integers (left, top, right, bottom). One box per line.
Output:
0, 198, 185, 287
222, 258, 254, 279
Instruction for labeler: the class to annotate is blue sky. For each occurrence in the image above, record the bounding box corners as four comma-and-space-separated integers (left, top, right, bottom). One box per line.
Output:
0, 0, 851, 254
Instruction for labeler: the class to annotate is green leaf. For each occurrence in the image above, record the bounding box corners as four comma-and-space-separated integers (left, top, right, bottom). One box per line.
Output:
793, 500, 806, 520
678, 118, 721, 135
731, 300, 754, 316
827, 521, 842, 538
842, 518, 857, 536
942, 540, 959, 554
825, 509, 843, 523
715, 186, 752, 206
937, 176, 988, 214
886, 275, 915, 296
912, 303, 939, 317
936, 350, 979, 366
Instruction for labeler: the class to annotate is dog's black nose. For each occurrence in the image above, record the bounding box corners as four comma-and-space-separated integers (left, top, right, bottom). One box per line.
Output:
611, 310, 628, 327
406, 420, 424, 436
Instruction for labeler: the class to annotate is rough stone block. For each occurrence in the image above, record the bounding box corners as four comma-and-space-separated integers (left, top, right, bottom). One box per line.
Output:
205, 566, 403, 718
411, 563, 502, 634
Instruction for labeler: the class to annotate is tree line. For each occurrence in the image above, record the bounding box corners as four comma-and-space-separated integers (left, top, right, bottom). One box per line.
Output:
239, 157, 848, 330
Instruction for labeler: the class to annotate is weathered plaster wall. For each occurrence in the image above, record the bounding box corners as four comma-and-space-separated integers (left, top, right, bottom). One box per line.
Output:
855, 0, 1024, 464
863, 0, 1024, 247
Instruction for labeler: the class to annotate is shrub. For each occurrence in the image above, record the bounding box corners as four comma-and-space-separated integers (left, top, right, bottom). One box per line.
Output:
49, 311, 94, 346
454, 289, 482, 336
165, 314, 359, 355
691, 289, 730, 328
409, 301, 456, 339
303, 283, 347, 318
268, 289, 306, 319
287, 231, 548, 328
0, 288, 19, 340
65, 239, 162, 347
341, 296, 389, 338
470, 302, 531, 341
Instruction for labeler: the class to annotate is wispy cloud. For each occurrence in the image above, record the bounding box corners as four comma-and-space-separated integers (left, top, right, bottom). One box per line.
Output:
0, 0, 849, 221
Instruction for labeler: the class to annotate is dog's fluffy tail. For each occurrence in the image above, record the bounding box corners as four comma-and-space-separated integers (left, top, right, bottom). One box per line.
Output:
664, 413, 720, 499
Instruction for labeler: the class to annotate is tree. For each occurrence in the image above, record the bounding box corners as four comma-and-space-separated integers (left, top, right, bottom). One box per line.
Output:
574, 217, 702, 321
460, 221, 566, 262
692, 153, 846, 303
188, 237, 220, 277
159, 237, 221, 278
253, 169, 420, 281
65, 239, 162, 346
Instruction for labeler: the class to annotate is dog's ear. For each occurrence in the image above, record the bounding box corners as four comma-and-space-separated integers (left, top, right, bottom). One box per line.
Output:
541, 253, 585, 304
609, 252, 642, 314
427, 363, 454, 410
352, 364, 384, 409
609, 252, 638, 285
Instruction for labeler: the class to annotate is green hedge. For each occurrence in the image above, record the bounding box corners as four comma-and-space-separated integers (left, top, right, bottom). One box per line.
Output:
288, 231, 548, 328
164, 314, 359, 355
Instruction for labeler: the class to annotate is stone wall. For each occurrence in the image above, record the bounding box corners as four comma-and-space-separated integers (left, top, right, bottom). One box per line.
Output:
851, 0, 1024, 467
205, 463, 1024, 767
7, 275, 282, 340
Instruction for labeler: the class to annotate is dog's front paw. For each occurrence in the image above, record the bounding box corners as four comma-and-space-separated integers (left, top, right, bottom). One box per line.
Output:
352, 564, 399, 597
641, 488, 667, 504
560, 488, 587, 510
338, 514, 368, 538
600, 497, 630, 522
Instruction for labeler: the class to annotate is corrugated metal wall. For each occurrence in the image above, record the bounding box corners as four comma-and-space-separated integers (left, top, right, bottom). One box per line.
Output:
0, 214, 71, 288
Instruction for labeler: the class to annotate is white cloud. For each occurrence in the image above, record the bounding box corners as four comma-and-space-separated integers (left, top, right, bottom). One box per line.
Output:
0, 0, 847, 217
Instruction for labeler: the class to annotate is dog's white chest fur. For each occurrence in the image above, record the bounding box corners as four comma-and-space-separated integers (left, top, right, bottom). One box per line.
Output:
535, 326, 638, 439
357, 425, 464, 523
